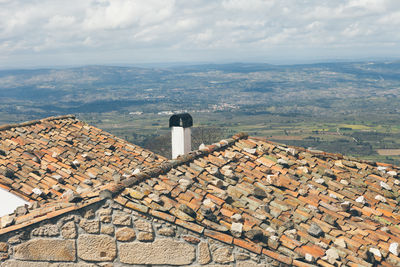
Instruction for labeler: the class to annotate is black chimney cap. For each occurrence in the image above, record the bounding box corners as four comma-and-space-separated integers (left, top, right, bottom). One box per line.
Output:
169, 113, 193, 128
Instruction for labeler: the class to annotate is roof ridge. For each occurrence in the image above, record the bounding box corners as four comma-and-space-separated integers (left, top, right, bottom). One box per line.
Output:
0, 114, 76, 132
0, 132, 249, 236
99, 132, 249, 197
250, 135, 384, 167
2, 128, 400, 266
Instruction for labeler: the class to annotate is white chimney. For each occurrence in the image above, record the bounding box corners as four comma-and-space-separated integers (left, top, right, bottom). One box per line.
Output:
169, 113, 192, 159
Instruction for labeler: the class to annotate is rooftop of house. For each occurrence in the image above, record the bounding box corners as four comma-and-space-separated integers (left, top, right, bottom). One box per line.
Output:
1, 116, 400, 266
0, 115, 167, 203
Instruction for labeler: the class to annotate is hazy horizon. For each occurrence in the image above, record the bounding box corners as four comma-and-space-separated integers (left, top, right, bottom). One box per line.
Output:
2, 57, 400, 71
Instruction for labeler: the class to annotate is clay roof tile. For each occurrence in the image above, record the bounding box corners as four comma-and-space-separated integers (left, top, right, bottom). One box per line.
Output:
1, 118, 400, 265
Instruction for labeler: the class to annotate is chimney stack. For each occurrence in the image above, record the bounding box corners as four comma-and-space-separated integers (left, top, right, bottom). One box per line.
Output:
169, 113, 192, 159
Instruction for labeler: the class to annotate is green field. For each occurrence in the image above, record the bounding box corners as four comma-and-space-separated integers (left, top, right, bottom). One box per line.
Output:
80, 110, 400, 165
1, 62, 400, 164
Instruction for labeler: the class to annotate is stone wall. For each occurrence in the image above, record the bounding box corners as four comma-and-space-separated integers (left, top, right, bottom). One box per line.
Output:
0, 200, 279, 266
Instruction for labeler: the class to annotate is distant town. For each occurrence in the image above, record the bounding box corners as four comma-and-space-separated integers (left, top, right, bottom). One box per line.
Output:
0, 61, 399, 164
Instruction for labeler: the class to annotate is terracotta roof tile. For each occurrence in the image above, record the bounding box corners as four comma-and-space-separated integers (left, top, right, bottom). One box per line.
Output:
116, 134, 400, 265
0, 115, 167, 203
2, 117, 400, 265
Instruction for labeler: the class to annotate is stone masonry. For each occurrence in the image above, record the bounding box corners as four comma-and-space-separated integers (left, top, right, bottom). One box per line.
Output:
0, 200, 279, 266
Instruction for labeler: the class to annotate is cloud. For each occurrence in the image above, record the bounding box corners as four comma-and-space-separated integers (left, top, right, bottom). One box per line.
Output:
83, 0, 175, 30
45, 15, 76, 29
222, 0, 275, 11
0, 0, 400, 67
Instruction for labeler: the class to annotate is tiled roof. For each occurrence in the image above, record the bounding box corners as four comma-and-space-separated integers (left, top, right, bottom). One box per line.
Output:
0, 115, 167, 202
115, 135, 400, 266
1, 117, 400, 266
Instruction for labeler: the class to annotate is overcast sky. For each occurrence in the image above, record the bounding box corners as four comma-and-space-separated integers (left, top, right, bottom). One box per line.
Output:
1, 0, 400, 68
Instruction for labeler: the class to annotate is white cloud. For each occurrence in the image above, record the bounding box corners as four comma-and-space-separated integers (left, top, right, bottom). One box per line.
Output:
45, 15, 76, 29
346, 0, 388, 12
83, 0, 175, 30
0, 0, 400, 67
222, 0, 274, 11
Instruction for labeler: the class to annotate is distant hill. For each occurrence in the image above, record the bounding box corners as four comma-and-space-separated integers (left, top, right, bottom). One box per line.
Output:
0, 61, 399, 119
1, 61, 400, 165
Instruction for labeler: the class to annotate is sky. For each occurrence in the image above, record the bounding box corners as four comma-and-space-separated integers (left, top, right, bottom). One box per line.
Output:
1, 0, 400, 68
0, 187, 28, 217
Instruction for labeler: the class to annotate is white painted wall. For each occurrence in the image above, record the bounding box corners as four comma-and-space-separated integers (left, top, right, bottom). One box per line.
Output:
171, 126, 191, 159
0, 188, 29, 217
